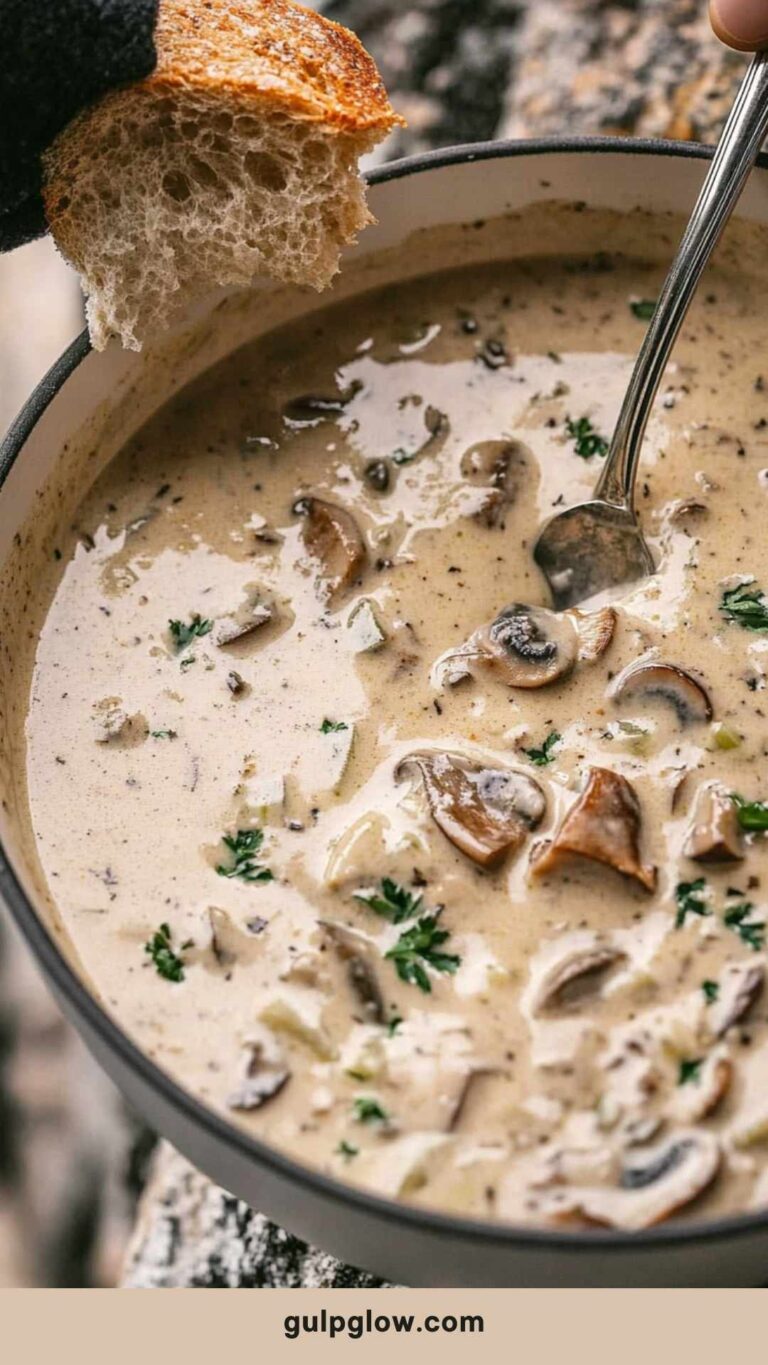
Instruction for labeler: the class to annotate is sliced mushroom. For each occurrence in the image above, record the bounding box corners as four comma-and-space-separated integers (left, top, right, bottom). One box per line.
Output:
547, 1132, 720, 1231
92, 700, 145, 744
707, 963, 764, 1040
226, 669, 247, 696
570, 606, 617, 664
398, 751, 546, 869
227, 1030, 290, 1112
530, 943, 626, 1014
214, 598, 273, 646
532, 767, 656, 892
282, 381, 361, 426
320, 920, 387, 1025
294, 496, 366, 600
666, 497, 709, 526
448, 1067, 498, 1131
609, 661, 712, 725
459, 439, 527, 528
683, 782, 744, 863
204, 906, 248, 969
671, 1049, 732, 1123
471, 603, 579, 689
347, 598, 387, 653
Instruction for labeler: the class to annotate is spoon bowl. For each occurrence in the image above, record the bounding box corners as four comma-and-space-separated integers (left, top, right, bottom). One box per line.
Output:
534, 49, 768, 609
533, 500, 655, 611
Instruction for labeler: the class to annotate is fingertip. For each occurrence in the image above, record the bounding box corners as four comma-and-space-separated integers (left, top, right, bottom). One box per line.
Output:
710, 0, 768, 51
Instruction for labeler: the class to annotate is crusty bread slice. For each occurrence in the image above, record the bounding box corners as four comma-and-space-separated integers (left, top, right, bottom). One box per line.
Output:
42, 0, 402, 350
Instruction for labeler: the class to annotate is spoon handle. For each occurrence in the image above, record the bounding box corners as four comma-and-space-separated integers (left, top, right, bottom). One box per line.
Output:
595, 50, 768, 509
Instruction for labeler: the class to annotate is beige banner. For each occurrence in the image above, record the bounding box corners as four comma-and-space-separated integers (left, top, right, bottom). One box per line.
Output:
0, 1288, 758, 1363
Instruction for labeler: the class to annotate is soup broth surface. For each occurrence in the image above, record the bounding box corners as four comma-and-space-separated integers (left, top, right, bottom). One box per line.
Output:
22, 222, 768, 1229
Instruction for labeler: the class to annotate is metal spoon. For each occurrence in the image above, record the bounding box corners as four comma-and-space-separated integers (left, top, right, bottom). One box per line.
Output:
534, 50, 768, 611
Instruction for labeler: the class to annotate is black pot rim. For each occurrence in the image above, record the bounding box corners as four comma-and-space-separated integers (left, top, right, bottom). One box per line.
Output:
2, 134, 767, 1262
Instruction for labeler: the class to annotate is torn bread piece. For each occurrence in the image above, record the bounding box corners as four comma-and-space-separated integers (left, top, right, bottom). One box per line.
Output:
43, 0, 402, 350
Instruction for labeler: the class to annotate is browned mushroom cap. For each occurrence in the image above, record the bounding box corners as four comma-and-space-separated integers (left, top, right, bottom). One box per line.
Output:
683, 782, 744, 863
397, 751, 546, 869
707, 963, 765, 1040
550, 1132, 721, 1231
227, 1032, 290, 1113
319, 920, 387, 1026
609, 661, 712, 725
529, 942, 626, 1014
569, 606, 617, 664
532, 767, 657, 892
472, 603, 579, 688
294, 496, 366, 600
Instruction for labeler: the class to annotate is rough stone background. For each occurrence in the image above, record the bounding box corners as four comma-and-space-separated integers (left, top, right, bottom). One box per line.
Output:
0, 0, 753, 1288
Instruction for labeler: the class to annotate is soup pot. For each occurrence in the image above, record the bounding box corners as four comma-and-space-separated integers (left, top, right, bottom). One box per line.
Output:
3, 138, 768, 1288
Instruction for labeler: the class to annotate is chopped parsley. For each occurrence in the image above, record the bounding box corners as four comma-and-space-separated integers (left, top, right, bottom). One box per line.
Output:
385, 911, 460, 994
522, 730, 561, 766
150, 728, 177, 740
355, 877, 423, 924
702, 980, 720, 1004
387, 1015, 403, 1036
353, 1096, 389, 1124
320, 718, 349, 733
216, 828, 273, 883
724, 902, 765, 952
720, 583, 768, 632
675, 877, 710, 928
336, 1140, 359, 1161
630, 298, 657, 321
169, 614, 213, 652
678, 1057, 703, 1086
731, 794, 768, 832
145, 922, 185, 982
565, 415, 609, 460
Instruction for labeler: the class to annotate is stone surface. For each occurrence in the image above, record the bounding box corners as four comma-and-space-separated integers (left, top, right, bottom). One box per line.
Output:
122, 1145, 386, 1289
0, 0, 756, 1290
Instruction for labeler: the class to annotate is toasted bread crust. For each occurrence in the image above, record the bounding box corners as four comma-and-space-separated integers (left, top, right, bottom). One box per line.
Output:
146, 0, 402, 132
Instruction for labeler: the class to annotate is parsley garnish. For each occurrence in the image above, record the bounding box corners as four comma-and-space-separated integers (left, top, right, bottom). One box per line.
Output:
724, 902, 765, 952
336, 1140, 359, 1161
385, 911, 460, 993
320, 718, 349, 733
630, 298, 656, 321
522, 730, 561, 766
387, 1015, 403, 1036
565, 415, 609, 460
145, 922, 185, 982
731, 794, 768, 832
150, 728, 177, 740
216, 828, 273, 883
169, 614, 213, 652
354, 877, 423, 924
720, 583, 768, 632
353, 1097, 389, 1124
675, 877, 710, 928
678, 1057, 703, 1086
702, 980, 720, 1004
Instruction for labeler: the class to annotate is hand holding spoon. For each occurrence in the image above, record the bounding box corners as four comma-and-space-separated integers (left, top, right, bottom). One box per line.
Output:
534, 48, 768, 610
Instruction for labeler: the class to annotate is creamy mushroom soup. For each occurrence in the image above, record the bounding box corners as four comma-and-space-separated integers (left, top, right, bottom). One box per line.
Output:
19, 222, 768, 1230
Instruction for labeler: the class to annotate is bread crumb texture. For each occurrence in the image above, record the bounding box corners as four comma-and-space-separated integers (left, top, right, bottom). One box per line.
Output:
42, 0, 402, 350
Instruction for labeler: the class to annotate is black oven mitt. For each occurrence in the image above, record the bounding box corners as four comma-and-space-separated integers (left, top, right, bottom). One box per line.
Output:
0, 0, 159, 252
